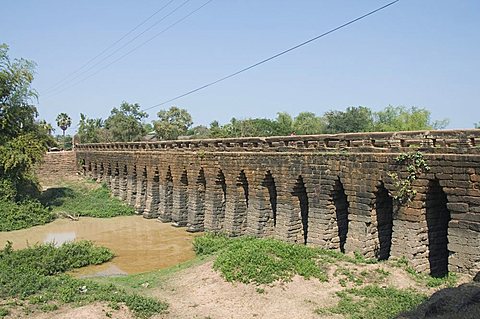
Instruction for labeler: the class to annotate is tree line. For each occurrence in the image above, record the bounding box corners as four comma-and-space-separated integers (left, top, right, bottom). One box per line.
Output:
74, 104, 452, 144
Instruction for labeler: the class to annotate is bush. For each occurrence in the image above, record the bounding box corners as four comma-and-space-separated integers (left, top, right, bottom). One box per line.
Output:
0, 198, 55, 231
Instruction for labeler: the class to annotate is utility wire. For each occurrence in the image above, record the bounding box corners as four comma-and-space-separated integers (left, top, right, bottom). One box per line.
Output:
142, 0, 400, 112
44, 0, 175, 94
44, 0, 192, 96
43, 0, 213, 99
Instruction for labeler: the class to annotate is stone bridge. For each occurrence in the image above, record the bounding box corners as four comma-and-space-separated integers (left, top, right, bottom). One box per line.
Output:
75, 130, 480, 276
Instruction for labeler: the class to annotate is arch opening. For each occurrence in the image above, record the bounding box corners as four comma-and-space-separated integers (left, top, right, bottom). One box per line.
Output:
262, 171, 277, 227
426, 179, 450, 277
334, 179, 349, 253
375, 182, 393, 260
293, 176, 309, 245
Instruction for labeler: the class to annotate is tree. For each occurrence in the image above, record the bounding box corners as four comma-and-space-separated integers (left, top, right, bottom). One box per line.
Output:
475, 122, 479, 129
104, 102, 148, 142
56, 112, 71, 138
0, 44, 38, 144
77, 113, 108, 143
372, 106, 448, 132
0, 43, 48, 197
276, 112, 294, 136
153, 106, 193, 140
293, 112, 325, 135
324, 106, 373, 133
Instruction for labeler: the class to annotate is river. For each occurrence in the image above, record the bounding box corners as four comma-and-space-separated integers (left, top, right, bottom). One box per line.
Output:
0, 216, 198, 276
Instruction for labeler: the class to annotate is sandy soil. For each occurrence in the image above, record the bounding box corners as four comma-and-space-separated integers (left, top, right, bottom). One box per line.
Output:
11, 259, 469, 319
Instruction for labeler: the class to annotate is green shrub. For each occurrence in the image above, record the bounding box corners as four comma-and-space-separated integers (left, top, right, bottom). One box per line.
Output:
0, 198, 55, 231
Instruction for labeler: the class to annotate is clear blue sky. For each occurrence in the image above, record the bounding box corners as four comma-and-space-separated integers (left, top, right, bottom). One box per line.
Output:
2, 0, 479, 134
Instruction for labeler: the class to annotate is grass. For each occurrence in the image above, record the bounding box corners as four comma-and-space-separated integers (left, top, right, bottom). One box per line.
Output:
40, 181, 134, 218
392, 256, 458, 287
0, 241, 167, 318
316, 285, 427, 319
193, 233, 370, 285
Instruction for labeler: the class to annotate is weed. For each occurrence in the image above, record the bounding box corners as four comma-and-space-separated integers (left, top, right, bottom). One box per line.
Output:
318, 285, 426, 319
256, 288, 265, 294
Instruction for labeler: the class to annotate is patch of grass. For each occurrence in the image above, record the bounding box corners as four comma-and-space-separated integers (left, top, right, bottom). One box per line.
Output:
0, 241, 167, 318
211, 236, 329, 284
193, 232, 232, 255
0, 307, 8, 317
0, 198, 55, 231
317, 285, 427, 319
391, 257, 458, 288
41, 182, 134, 218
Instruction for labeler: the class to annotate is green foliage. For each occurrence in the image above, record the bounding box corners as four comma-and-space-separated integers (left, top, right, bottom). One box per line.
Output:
292, 111, 325, 135
193, 233, 232, 255
0, 43, 39, 143
0, 198, 54, 231
213, 237, 328, 284
475, 122, 479, 129
154, 106, 193, 140
104, 102, 148, 142
324, 106, 373, 133
388, 152, 430, 204
317, 285, 426, 319
40, 183, 134, 218
0, 241, 167, 318
194, 234, 330, 284
372, 105, 448, 132
77, 113, 107, 143
392, 257, 458, 288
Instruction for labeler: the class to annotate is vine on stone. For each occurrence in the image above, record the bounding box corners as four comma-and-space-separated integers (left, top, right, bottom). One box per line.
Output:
388, 151, 430, 205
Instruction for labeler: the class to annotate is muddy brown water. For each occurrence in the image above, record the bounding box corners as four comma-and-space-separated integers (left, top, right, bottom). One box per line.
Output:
0, 216, 198, 276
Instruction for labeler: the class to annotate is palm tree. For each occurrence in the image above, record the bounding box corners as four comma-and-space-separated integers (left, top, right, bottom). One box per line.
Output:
56, 113, 72, 149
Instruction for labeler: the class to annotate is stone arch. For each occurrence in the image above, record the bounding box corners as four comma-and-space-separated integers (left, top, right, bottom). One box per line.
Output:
119, 164, 128, 200
99, 162, 104, 179
80, 158, 86, 175
112, 162, 120, 196
172, 169, 189, 226
134, 166, 147, 214
228, 170, 249, 236
106, 162, 112, 187
374, 181, 394, 260
262, 170, 278, 228
292, 175, 309, 244
333, 178, 349, 253
211, 169, 227, 231
426, 179, 451, 277
127, 164, 137, 206
159, 166, 174, 222
188, 168, 206, 232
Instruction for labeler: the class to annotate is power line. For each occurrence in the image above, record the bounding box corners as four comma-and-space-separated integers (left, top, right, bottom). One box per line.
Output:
43, 0, 176, 94
142, 0, 401, 112
44, 0, 192, 96
43, 0, 213, 99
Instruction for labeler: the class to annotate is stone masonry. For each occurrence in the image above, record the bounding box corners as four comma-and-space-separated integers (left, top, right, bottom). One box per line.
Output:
75, 130, 480, 276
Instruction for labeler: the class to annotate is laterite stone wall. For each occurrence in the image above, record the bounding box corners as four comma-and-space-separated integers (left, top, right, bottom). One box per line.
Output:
75, 130, 480, 276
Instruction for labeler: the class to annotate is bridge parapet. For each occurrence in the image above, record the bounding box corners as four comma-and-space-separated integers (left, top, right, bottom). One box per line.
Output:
75, 129, 480, 153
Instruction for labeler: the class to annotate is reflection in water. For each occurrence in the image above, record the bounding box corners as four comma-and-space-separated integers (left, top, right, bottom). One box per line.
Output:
0, 216, 198, 276
44, 232, 76, 247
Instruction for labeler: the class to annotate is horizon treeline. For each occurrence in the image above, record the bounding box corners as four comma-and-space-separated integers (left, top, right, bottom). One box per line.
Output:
75, 104, 453, 143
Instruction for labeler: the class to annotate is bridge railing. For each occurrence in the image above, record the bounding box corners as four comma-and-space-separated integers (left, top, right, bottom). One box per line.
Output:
75, 129, 480, 154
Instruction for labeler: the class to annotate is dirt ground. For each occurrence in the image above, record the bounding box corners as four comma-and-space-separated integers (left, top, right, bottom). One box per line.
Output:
12, 259, 467, 319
